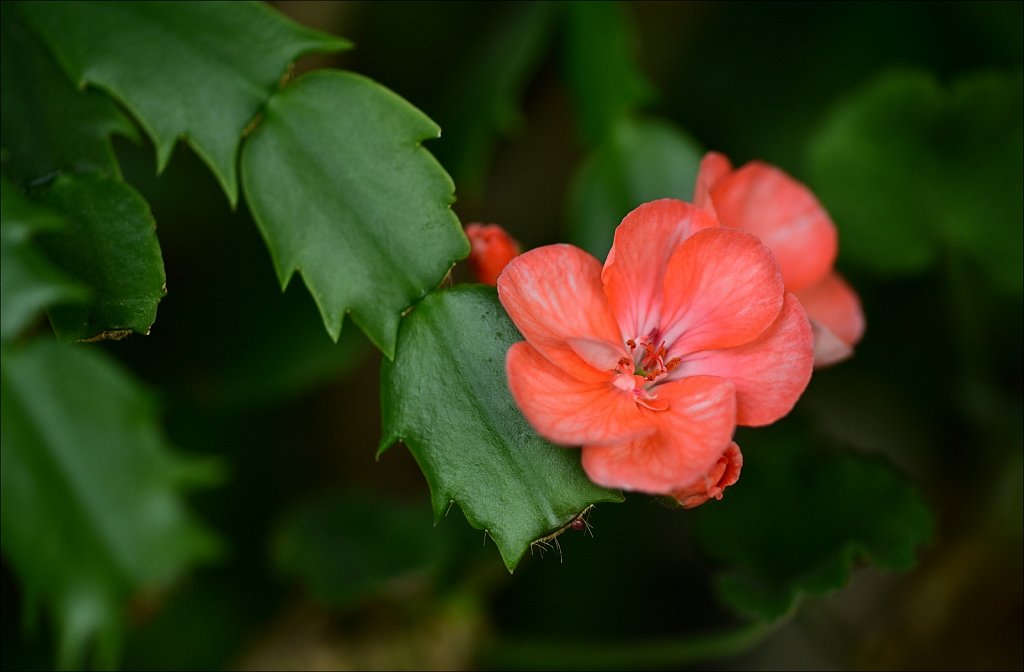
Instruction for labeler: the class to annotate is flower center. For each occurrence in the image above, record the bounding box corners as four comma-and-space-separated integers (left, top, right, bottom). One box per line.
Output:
625, 333, 681, 383
611, 331, 681, 413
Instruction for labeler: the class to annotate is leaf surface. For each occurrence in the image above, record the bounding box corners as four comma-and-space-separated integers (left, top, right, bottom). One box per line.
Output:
561, 2, 655, 143
34, 174, 166, 342
242, 70, 469, 355
380, 286, 622, 571
0, 178, 84, 342
21, 0, 350, 204
0, 341, 219, 668
0, 3, 136, 186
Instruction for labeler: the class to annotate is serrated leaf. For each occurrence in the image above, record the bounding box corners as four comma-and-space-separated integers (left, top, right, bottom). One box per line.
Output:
0, 340, 219, 668
561, 2, 656, 144
241, 70, 470, 356
0, 177, 85, 342
435, 2, 555, 191
21, 0, 351, 205
694, 429, 933, 621
32, 173, 166, 342
808, 68, 1024, 294
274, 491, 449, 609
568, 116, 703, 259
380, 286, 623, 571
0, 3, 136, 186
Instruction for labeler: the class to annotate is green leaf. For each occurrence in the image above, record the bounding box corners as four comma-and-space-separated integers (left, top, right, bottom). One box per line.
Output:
0, 177, 85, 343
0, 3, 136, 186
561, 2, 656, 144
808, 68, 1024, 294
435, 2, 555, 191
694, 429, 934, 621
941, 71, 1024, 295
241, 70, 470, 356
32, 173, 166, 342
0, 340, 219, 668
568, 116, 703, 259
379, 286, 623, 572
21, 0, 351, 205
274, 491, 449, 609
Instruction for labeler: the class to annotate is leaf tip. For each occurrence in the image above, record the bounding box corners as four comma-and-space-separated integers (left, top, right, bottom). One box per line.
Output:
375, 434, 397, 460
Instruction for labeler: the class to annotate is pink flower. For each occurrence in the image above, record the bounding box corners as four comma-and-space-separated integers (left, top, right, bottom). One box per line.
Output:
497, 199, 813, 497
695, 152, 865, 367
465, 223, 521, 286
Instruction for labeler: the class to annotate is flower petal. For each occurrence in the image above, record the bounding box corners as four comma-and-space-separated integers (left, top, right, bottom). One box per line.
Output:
660, 227, 785, 354
693, 151, 733, 211
568, 337, 631, 372
795, 271, 865, 362
808, 320, 853, 368
602, 199, 720, 341
580, 375, 736, 493
506, 341, 654, 447
671, 441, 743, 509
709, 162, 837, 292
678, 293, 813, 426
498, 244, 623, 373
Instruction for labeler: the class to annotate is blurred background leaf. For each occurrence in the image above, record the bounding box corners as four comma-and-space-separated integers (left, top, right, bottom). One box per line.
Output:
0, 178, 85, 343
560, 2, 655, 145
695, 424, 934, 621
273, 490, 450, 610
432, 2, 555, 194
568, 116, 702, 259
0, 340, 220, 669
0, 3, 136, 187
808, 68, 1023, 295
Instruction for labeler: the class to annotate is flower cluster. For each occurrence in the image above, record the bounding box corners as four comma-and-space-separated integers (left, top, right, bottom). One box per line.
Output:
487, 153, 863, 507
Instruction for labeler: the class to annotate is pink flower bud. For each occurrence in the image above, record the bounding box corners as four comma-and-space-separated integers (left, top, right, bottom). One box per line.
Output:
466, 223, 520, 286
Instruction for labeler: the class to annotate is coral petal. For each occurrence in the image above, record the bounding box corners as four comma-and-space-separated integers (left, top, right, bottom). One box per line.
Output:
672, 442, 743, 509
498, 244, 623, 373
710, 162, 837, 292
660, 228, 784, 353
568, 337, 630, 372
602, 199, 720, 340
679, 293, 813, 426
580, 376, 736, 493
694, 152, 733, 210
506, 342, 654, 446
809, 320, 854, 367
796, 271, 865, 354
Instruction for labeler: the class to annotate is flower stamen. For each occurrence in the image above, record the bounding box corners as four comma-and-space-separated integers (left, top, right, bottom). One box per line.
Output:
626, 334, 678, 383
